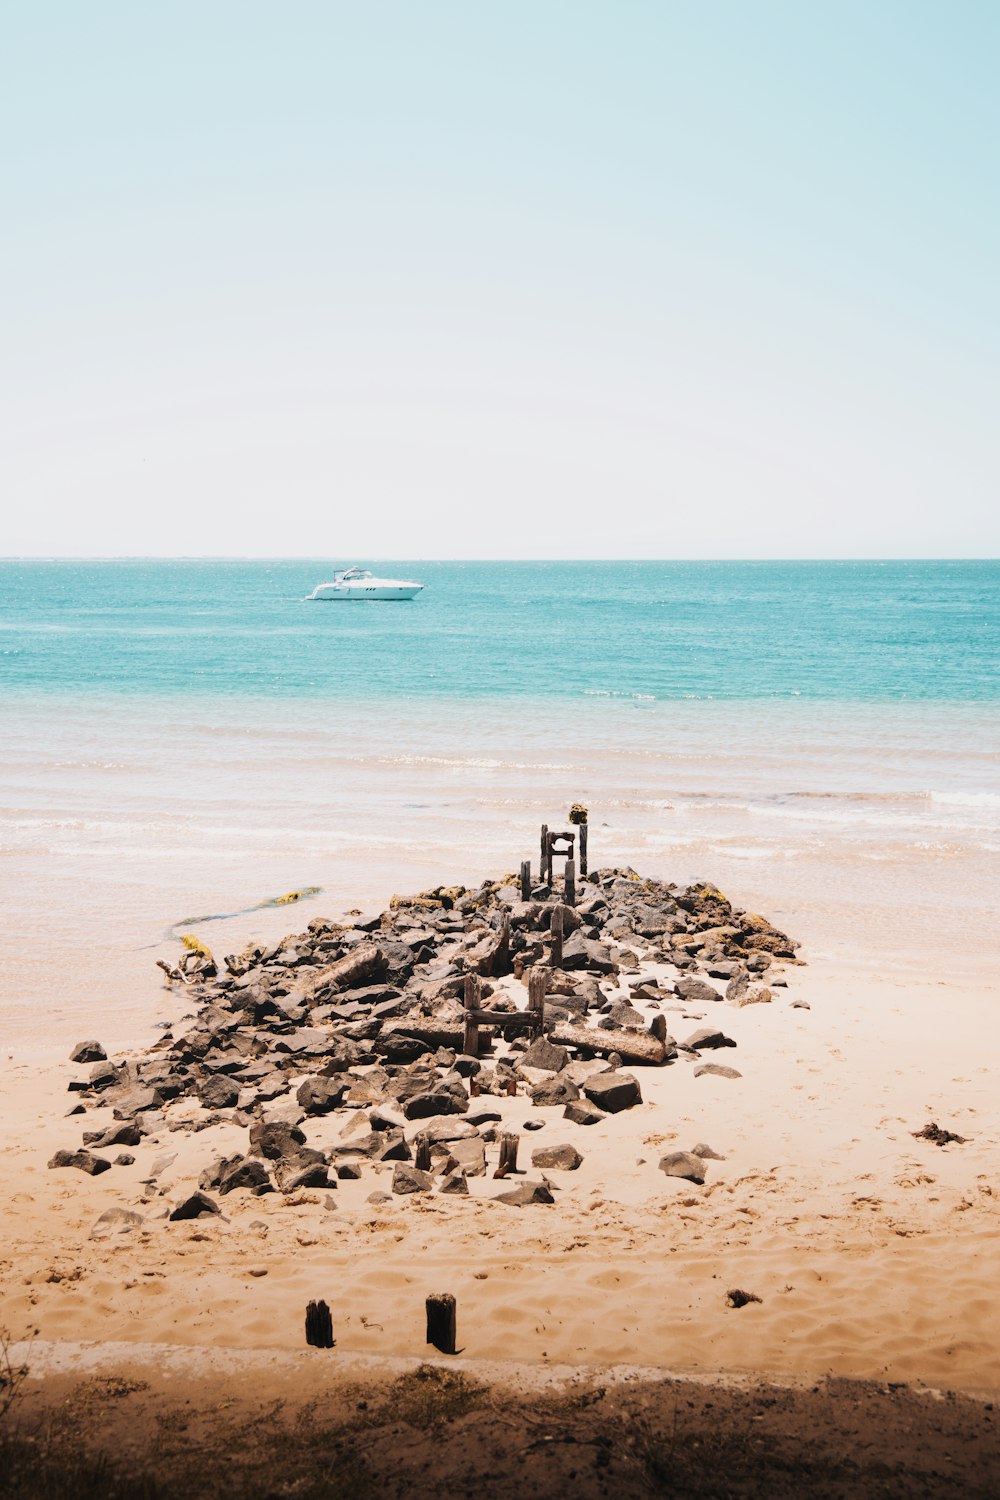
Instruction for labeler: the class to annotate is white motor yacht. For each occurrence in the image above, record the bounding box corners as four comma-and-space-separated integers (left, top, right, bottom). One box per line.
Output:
306, 567, 424, 601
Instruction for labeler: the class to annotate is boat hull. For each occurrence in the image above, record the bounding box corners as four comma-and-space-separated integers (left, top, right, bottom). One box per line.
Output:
307, 583, 423, 601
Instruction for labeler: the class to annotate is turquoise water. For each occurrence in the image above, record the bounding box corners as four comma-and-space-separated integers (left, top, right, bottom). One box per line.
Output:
2, 559, 998, 701
2, 559, 998, 1046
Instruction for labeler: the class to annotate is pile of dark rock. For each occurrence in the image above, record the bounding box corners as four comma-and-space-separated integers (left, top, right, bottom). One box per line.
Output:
53, 868, 798, 1208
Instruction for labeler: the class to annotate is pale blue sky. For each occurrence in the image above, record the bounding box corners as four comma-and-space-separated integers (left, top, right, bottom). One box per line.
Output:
3, 2, 998, 557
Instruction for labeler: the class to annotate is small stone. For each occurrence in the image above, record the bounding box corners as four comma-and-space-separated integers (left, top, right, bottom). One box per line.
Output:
522, 1119, 545, 1132
693, 1063, 742, 1080
114, 1152, 136, 1166
659, 1151, 707, 1184
337, 1163, 362, 1180
682, 1028, 736, 1051
495, 1180, 554, 1206
70, 1040, 107, 1064
691, 1142, 725, 1160
91, 1207, 144, 1238
674, 978, 722, 1004
791, 1000, 811, 1010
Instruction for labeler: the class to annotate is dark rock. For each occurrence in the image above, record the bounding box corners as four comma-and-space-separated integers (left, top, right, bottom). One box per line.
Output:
392, 1163, 433, 1195
694, 1063, 742, 1079
582, 1071, 642, 1113
659, 1151, 707, 1184
83, 1121, 142, 1150
336, 1163, 362, 1180
376, 1033, 432, 1064
438, 1171, 469, 1195
377, 1129, 412, 1163
674, 978, 722, 1004
170, 1191, 222, 1221
791, 999, 811, 1010
197, 1076, 240, 1111
403, 1089, 467, 1121
70, 1040, 106, 1064
522, 1119, 545, 1131
274, 1151, 330, 1191
249, 1119, 307, 1160
201, 1155, 273, 1195
89, 1061, 125, 1092
110, 1086, 164, 1119
726, 1288, 762, 1308
48, 1149, 111, 1175
560, 933, 617, 974
114, 1152, 136, 1166
519, 1036, 569, 1072
563, 1099, 605, 1126
296, 1077, 348, 1115
683, 1028, 736, 1051
913, 1121, 968, 1147
495, 1179, 554, 1206
531, 1144, 582, 1170
530, 1075, 580, 1107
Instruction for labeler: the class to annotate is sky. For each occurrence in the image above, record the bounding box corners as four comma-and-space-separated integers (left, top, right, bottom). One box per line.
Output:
2, 1, 998, 558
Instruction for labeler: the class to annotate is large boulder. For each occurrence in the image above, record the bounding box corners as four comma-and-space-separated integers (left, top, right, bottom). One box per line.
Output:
582, 1071, 642, 1114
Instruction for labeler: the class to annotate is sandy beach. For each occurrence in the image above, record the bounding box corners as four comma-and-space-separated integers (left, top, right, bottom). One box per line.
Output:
3, 837, 998, 1498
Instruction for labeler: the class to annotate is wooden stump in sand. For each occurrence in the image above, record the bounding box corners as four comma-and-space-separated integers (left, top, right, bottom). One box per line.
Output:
426, 1293, 457, 1355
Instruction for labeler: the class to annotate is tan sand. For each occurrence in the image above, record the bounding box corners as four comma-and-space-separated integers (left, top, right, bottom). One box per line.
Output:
2, 931, 998, 1397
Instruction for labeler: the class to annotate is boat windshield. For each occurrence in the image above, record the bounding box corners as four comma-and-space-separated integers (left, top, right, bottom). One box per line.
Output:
335, 567, 371, 581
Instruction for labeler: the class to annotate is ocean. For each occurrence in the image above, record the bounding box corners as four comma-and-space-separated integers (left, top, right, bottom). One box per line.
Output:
2, 559, 998, 1051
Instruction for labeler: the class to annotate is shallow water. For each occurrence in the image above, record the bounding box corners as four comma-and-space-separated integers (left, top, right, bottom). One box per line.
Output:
1, 561, 998, 1051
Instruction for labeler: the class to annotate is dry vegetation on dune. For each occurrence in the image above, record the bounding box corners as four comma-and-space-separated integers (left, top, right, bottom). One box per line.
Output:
3, 1360, 999, 1500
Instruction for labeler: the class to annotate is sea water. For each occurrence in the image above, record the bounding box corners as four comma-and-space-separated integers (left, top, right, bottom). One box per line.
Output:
1, 560, 998, 1050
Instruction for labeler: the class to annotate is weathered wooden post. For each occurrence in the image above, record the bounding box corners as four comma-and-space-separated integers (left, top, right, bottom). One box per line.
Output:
463, 972, 482, 1058
426, 1293, 457, 1355
550, 903, 564, 966
520, 859, 531, 901
540, 824, 550, 885
565, 857, 576, 907
579, 822, 588, 878
496, 1132, 519, 1176
305, 1299, 334, 1348
414, 1135, 432, 1173
492, 911, 511, 975
528, 966, 548, 1032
